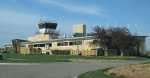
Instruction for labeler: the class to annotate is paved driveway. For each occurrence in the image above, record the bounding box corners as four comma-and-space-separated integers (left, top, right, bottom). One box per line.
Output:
0, 60, 149, 78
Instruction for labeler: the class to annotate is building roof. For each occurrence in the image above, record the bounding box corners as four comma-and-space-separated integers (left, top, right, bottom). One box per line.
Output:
22, 36, 94, 44
22, 35, 148, 44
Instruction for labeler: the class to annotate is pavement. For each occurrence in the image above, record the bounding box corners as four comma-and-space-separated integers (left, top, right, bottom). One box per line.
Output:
0, 60, 149, 78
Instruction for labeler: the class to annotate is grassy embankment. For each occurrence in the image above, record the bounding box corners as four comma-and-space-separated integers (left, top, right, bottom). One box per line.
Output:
0, 53, 148, 63
78, 63, 150, 78
106, 63, 150, 78
78, 69, 126, 78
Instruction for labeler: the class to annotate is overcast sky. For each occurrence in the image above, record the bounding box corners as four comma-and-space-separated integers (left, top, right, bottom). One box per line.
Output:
0, 0, 150, 50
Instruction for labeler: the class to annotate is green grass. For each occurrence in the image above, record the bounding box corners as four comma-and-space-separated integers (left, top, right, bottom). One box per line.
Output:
0, 53, 148, 63
78, 69, 126, 78
0, 53, 71, 63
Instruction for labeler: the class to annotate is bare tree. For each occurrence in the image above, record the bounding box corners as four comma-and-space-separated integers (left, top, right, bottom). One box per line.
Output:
93, 26, 111, 56
108, 27, 137, 56
93, 26, 138, 56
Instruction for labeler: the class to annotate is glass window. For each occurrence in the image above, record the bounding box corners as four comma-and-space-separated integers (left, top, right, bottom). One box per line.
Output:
34, 44, 38, 47
57, 42, 68, 46
63, 42, 68, 46
34, 44, 45, 47
76, 41, 82, 45
48, 43, 52, 47
57, 42, 62, 46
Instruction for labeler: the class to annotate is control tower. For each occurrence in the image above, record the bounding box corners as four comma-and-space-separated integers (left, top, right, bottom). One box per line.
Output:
28, 20, 59, 42
38, 20, 57, 34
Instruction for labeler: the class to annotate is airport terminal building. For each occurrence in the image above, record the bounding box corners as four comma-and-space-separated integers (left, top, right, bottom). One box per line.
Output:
11, 20, 147, 56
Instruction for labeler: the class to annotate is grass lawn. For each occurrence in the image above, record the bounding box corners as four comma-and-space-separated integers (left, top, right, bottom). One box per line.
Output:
78, 69, 126, 78
0, 53, 71, 63
0, 53, 148, 63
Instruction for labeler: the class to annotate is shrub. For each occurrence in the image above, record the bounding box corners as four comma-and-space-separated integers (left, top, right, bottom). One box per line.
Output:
0, 54, 3, 60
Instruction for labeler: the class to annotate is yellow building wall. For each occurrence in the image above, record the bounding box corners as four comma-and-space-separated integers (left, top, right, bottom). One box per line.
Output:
45, 39, 96, 56
22, 39, 97, 56
48, 42, 79, 50
81, 40, 96, 56
20, 47, 30, 54
20, 47, 42, 54
73, 24, 86, 33
28, 34, 50, 42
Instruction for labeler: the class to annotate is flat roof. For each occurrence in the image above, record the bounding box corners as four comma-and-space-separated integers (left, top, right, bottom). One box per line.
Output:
22, 35, 148, 44
22, 36, 94, 44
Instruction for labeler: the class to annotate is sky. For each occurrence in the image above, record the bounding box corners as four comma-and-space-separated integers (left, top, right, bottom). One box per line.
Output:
0, 0, 150, 50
